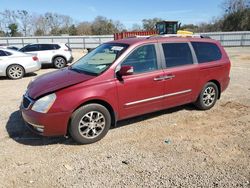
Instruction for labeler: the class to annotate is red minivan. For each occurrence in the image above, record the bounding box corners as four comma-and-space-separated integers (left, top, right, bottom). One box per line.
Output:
21, 36, 230, 144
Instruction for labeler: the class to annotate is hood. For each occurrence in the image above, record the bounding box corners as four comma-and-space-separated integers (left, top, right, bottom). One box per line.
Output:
28, 68, 95, 99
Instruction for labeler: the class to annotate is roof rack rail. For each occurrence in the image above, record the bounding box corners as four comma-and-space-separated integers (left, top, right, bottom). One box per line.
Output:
147, 34, 204, 39
125, 34, 211, 39
150, 34, 211, 39
125, 35, 151, 39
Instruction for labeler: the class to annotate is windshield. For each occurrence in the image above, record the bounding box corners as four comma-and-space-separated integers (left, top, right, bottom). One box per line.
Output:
71, 43, 128, 75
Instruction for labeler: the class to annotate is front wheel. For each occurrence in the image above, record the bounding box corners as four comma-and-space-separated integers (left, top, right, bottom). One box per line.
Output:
195, 82, 219, 110
7, 64, 25, 79
69, 104, 111, 144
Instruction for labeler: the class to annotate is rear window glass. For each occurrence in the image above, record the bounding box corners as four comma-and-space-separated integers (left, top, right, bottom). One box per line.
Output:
191, 42, 222, 63
162, 43, 193, 68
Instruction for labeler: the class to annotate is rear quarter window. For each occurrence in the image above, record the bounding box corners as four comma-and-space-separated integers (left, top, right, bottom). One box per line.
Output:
191, 42, 222, 63
54, 44, 60, 49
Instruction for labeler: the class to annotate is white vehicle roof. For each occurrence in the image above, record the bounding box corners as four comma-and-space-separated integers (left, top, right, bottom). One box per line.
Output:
0, 47, 34, 56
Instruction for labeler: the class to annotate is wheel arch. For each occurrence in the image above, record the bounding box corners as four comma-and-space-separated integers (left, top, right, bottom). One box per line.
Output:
67, 99, 117, 134
208, 79, 221, 99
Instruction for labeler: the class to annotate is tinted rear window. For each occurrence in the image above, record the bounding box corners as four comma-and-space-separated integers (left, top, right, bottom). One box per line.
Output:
191, 42, 222, 63
162, 43, 193, 68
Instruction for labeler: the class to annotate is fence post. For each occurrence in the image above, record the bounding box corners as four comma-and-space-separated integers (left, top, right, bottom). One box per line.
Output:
220, 34, 225, 46
22, 38, 24, 47
67, 37, 70, 47
83, 38, 86, 49
240, 33, 245, 46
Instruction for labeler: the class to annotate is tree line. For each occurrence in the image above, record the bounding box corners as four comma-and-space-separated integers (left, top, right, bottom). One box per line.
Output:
0, 10, 126, 37
181, 0, 250, 32
0, 0, 249, 37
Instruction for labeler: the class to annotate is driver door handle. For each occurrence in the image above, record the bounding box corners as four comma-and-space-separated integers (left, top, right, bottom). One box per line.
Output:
154, 76, 165, 81
164, 74, 175, 80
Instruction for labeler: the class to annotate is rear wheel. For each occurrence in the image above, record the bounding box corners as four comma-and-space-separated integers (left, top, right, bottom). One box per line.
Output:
69, 104, 111, 144
195, 82, 219, 110
53, 56, 66, 69
7, 64, 24, 79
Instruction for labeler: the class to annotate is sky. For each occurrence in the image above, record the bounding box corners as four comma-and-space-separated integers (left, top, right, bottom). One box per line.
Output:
0, 0, 225, 28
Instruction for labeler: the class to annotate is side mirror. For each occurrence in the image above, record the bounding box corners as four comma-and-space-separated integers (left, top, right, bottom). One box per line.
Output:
117, 65, 134, 77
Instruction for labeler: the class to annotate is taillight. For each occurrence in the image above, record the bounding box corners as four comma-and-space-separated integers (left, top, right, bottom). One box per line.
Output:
32, 56, 38, 61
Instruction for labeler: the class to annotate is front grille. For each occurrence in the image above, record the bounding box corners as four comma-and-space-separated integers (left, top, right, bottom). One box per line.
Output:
22, 95, 33, 109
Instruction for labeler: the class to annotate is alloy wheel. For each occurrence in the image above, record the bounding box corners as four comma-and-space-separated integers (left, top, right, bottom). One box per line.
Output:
78, 111, 106, 139
202, 86, 216, 107
54, 57, 66, 68
8, 65, 24, 79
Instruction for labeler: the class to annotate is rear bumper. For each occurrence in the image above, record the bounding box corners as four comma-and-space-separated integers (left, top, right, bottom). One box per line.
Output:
221, 76, 230, 92
21, 108, 71, 136
67, 56, 74, 64
25, 62, 41, 73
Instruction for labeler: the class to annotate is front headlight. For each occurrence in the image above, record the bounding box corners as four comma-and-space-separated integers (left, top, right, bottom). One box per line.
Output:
31, 93, 56, 113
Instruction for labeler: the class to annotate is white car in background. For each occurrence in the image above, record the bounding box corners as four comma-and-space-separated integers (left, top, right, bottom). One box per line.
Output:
19, 43, 74, 69
0, 48, 41, 79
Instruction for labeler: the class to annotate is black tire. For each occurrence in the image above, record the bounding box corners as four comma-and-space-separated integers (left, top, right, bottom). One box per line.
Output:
7, 64, 25, 79
195, 82, 219, 110
69, 104, 111, 144
53, 56, 66, 69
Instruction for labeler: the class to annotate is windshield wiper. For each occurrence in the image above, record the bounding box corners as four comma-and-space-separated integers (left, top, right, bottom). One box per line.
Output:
68, 67, 82, 73
68, 66, 98, 76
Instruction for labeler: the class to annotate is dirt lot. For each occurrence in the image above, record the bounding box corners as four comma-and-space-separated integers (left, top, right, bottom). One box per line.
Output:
0, 48, 249, 188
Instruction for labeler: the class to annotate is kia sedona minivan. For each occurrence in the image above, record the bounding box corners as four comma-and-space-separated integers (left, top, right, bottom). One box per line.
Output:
21, 36, 231, 144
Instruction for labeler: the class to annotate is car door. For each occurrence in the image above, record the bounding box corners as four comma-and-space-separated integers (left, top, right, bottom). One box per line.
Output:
160, 42, 200, 108
38, 44, 55, 63
115, 44, 165, 119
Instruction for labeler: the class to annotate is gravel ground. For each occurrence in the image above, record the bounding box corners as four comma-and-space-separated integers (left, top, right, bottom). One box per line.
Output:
0, 48, 249, 188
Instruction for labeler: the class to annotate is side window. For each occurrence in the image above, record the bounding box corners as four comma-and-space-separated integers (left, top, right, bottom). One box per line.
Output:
191, 42, 222, 63
0, 50, 6, 56
162, 43, 193, 68
122, 44, 158, 74
22, 44, 39, 52
40, 44, 54, 51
